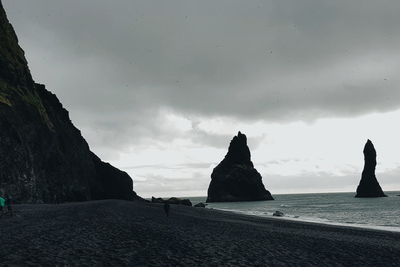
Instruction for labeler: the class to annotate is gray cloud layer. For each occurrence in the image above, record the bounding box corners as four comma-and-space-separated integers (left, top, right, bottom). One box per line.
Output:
4, 0, 400, 149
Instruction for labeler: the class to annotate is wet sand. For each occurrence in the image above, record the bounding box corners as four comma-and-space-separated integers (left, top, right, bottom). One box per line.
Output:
0, 200, 399, 266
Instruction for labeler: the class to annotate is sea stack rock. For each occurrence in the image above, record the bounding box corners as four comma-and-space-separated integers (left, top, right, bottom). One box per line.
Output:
355, 140, 386, 198
206, 132, 273, 202
0, 1, 139, 203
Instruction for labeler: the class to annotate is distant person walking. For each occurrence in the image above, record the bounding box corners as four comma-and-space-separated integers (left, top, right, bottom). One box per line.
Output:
4, 194, 12, 216
0, 196, 5, 217
163, 202, 170, 217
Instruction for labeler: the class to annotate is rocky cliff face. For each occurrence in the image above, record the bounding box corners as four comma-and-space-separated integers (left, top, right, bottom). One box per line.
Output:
206, 132, 273, 202
0, 1, 138, 203
355, 140, 386, 198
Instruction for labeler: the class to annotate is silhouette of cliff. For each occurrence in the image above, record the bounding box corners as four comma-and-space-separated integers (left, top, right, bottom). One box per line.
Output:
355, 140, 386, 198
206, 132, 273, 202
0, 1, 139, 203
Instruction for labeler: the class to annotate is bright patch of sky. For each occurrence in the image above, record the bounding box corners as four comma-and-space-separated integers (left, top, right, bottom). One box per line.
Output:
108, 109, 400, 197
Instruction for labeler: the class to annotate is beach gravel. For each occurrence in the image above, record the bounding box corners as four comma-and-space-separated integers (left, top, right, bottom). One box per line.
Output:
0, 200, 399, 266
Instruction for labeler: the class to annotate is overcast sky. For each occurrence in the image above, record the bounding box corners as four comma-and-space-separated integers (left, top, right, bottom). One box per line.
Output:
4, 0, 400, 197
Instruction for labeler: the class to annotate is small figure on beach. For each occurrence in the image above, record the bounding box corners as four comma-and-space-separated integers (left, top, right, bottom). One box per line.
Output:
5, 194, 12, 216
164, 202, 170, 217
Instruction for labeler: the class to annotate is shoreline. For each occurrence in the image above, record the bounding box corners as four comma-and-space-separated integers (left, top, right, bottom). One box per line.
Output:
1, 200, 400, 266
210, 207, 400, 233
203, 206, 400, 236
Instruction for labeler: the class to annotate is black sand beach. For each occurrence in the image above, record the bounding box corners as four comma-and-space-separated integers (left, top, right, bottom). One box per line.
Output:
0, 200, 399, 266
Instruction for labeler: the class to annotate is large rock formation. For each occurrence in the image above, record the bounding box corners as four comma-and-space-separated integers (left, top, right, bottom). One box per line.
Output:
0, 1, 139, 203
355, 140, 386, 198
206, 132, 273, 202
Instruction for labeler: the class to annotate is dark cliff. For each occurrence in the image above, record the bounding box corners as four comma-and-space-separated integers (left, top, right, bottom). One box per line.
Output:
355, 140, 386, 198
0, 1, 138, 203
206, 132, 273, 202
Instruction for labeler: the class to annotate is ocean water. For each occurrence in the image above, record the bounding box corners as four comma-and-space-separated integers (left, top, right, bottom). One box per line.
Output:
189, 191, 400, 232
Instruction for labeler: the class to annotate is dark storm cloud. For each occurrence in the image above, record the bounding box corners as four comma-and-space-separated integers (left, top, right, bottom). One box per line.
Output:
4, 0, 400, 147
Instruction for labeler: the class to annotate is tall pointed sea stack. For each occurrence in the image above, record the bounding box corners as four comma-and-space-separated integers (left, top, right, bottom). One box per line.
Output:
0, 1, 139, 202
355, 140, 386, 198
206, 132, 273, 202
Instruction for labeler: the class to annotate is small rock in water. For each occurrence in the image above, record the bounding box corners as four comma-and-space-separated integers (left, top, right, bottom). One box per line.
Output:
273, 211, 284, 217
194, 203, 207, 208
